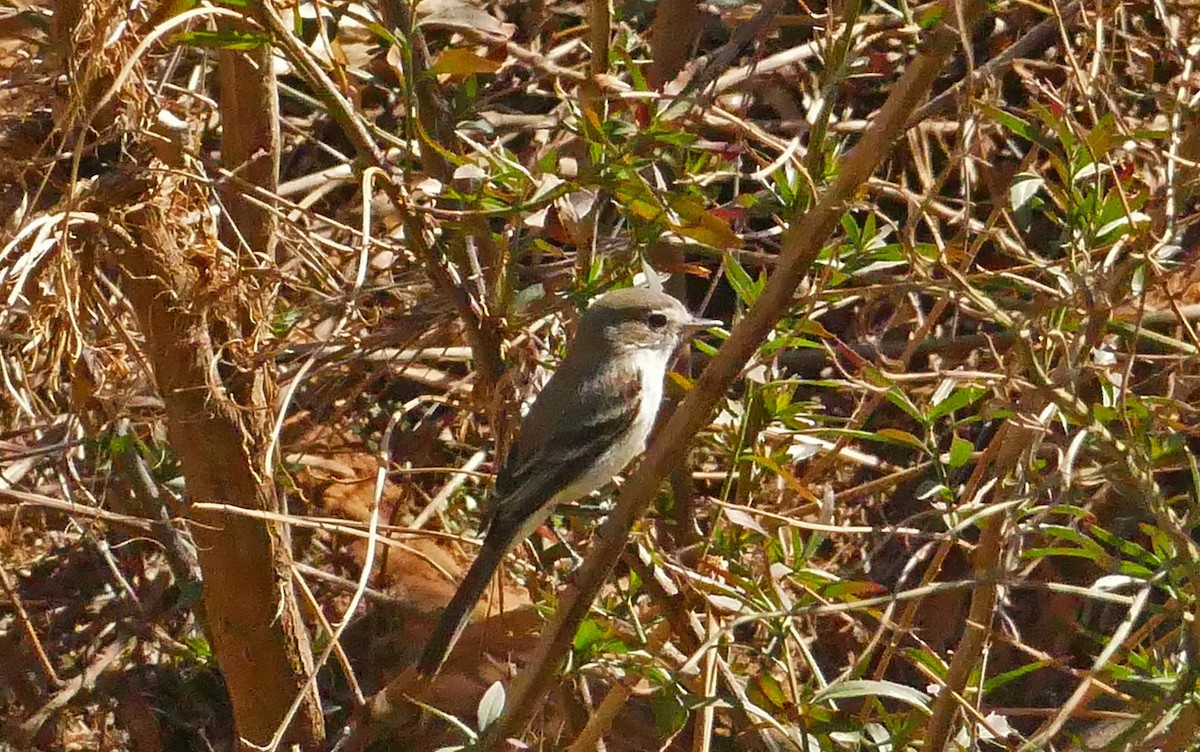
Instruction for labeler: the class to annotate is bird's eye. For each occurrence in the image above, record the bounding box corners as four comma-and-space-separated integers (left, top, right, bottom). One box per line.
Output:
646, 312, 669, 329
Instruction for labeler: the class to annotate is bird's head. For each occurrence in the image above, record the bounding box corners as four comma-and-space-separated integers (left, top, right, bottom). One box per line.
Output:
574, 287, 721, 359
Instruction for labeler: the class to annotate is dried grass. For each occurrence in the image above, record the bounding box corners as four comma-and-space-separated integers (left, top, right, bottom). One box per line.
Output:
1, 0, 1198, 750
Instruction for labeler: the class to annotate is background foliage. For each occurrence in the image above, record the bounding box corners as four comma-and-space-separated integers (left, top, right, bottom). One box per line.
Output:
0, 0, 1197, 750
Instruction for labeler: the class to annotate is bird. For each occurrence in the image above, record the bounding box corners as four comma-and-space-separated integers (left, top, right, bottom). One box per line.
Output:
416, 286, 720, 677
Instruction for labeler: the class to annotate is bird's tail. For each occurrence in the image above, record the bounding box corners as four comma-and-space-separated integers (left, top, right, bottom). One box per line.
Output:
416, 538, 509, 677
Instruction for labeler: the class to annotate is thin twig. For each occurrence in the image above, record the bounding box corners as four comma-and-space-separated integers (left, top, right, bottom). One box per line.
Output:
0, 563, 61, 686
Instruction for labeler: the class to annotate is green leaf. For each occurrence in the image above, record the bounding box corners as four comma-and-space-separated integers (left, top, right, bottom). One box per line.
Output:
884, 386, 926, 423
1022, 547, 1107, 563
614, 184, 665, 223
616, 45, 648, 91
983, 660, 1050, 692
813, 680, 932, 713
905, 647, 948, 677
651, 689, 689, 735
668, 196, 741, 248
917, 4, 944, 27
1040, 524, 1107, 555
574, 619, 605, 652
476, 681, 506, 731
754, 454, 821, 502
723, 252, 759, 305
982, 105, 1039, 144
753, 673, 788, 709
822, 580, 888, 599
173, 28, 269, 50
673, 210, 741, 249
185, 636, 212, 661
1089, 524, 1161, 568
106, 432, 135, 459
927, 386, 986, 421
875, 428, 926, 450
841, 212, 861, 245
363, 21, 403, 47
1085, 114, 1117, 160
792, 318, 834, 339
948, 436, 973, 469
1116, 561, 1157, 579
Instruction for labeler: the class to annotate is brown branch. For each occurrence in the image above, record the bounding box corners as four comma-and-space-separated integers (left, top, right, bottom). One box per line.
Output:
589, 0, 611, 80
0, 486, 157, 531
209, 29, 324, 747
923, 414, 1031, 749
120, 195, 323, 749
647, 0, 705, 90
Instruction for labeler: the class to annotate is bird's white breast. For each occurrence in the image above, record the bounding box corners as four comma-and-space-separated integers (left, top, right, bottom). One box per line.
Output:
628, 346, 667, 450
550, 347, 668, 510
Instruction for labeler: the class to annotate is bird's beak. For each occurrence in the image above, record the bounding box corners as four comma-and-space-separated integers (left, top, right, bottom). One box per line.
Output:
684, 315, 723, 331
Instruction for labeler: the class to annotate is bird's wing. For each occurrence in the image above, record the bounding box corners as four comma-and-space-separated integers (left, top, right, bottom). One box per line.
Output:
486, 366, 642, 545
419, 364, 642, 678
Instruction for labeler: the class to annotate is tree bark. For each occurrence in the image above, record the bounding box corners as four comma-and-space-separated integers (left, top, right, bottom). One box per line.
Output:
115, 35, 325, 750
121, 193, 324, 749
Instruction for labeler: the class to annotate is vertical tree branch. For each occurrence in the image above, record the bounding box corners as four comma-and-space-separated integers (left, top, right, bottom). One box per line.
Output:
215, 31, 325, 747
647, 0, 704, 90
218, 41, 279, 263
120, 196, 323, 748
589, 0, 610, 80
112, 31, 325, 749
